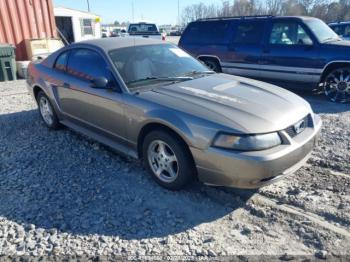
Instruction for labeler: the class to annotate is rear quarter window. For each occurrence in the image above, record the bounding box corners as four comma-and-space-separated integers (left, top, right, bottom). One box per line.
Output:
54, 51, 68, 71
232, 21, 265, 45
181, 21, 231, 45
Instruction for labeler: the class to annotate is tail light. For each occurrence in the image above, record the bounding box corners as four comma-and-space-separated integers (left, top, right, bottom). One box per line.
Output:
162, 34, 166, 41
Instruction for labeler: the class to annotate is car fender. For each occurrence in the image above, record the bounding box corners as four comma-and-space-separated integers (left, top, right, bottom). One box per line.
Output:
30, 72, 64, 119
141, 108, 196, 147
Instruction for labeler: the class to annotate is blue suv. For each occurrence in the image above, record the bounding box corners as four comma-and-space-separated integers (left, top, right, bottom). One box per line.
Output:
329, 21, 350, 40
179, 15, 350, 103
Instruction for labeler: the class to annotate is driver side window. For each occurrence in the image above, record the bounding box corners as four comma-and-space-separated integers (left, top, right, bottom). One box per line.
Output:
67, 48, 112, 82
269, 22, 313, 45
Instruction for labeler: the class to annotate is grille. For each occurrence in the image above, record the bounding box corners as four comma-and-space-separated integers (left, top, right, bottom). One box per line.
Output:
284, 114, 313, 138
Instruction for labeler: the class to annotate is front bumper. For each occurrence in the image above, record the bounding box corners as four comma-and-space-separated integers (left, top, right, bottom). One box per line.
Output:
191, 115, 322, 189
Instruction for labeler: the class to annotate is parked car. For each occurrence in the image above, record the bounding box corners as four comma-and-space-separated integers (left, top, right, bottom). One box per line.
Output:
27, 38, 321, 190
179, 15, 350, 103
101, 29, 109, 38
169, 30, 182, 36
328, 21, 350, 40
110, 28, 121, 37
128, 22, 165, 41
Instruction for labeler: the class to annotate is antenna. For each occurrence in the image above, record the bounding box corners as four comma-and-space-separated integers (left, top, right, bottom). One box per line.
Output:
86, 0, 90, 12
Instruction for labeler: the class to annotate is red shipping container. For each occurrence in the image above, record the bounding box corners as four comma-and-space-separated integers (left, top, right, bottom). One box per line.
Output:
0, 0, 57, 60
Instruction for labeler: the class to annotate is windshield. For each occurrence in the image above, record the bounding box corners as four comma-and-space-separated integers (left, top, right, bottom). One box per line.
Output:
304, 18, 340, 43
128, 23, 159, 33
109, 44, 209, 88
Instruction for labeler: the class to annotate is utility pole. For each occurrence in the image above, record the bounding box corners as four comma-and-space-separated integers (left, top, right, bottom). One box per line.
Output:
132, 0, 135, 22
177, 0, 180, 26
86, 0, 90, 12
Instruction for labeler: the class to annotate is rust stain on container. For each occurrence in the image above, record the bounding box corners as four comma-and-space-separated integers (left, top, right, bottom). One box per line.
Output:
0, 0, 57, 60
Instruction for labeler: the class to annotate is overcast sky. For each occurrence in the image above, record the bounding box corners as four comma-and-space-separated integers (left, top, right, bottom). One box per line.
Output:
53, 0, 219, 25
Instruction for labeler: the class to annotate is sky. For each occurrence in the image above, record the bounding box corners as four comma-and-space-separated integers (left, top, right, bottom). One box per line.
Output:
53, 0, 218, 25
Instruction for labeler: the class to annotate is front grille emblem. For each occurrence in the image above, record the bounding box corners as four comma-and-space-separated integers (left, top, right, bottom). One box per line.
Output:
293, 119, 306, 134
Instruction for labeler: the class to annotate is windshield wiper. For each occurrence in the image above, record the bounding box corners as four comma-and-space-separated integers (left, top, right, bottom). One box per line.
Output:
182, 70, 215, 77
322, 37, 341, 43
127, 76, 193, 85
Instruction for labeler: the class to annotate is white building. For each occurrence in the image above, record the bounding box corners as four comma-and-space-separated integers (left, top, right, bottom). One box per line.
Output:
54, 7, 101, 44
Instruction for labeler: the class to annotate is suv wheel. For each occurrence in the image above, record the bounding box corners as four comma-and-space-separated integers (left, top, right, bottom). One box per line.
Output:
143, 130, 195, 190
323, 67, 350, 103
202, 59, 221, 73
37, 91, 60, 129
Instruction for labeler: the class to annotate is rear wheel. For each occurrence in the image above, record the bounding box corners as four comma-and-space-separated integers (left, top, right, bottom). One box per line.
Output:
202, 59, 221, 73
143, 130, 195, 190
37, 91, 60, 129
323, 67, 350, 103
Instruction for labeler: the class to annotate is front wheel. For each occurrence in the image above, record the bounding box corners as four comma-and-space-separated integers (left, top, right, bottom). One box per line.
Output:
323, 67, 350, 103
143, 130, 196, 190
37, 91, 61, 129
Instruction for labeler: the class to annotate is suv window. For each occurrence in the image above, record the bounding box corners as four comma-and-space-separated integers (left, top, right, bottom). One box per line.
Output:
182, 21, 231, 45
67, 49, 110, 81
269, 22, 313, 45
233, 21, 265, 45
54, 52, 68, 71
330, 24, 350, 37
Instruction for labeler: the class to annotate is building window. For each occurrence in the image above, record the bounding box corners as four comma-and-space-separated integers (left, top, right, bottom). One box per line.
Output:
80, 19, 94, 36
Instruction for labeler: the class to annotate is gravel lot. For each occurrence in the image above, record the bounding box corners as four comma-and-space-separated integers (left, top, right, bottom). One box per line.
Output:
0, 80, 349, 260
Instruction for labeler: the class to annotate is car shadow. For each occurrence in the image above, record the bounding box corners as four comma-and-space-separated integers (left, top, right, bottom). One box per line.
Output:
293, 90, 350, 114
0, 110, 256, 240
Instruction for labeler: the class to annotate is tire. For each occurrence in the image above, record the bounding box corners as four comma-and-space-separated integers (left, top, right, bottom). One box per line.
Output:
37, 91, 61, 129
322, 67, 350, 103
202, 59, 221, 73
142, 130, 196, 190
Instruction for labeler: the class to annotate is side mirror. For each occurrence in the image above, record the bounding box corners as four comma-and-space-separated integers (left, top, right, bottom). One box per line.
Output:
91, 77, 109, 89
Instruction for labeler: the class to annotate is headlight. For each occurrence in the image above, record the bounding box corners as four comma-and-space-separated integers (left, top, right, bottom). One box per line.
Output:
213, 132, 282, 151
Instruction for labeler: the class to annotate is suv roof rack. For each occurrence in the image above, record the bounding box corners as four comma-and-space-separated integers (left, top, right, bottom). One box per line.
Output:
196, 15, 274, 21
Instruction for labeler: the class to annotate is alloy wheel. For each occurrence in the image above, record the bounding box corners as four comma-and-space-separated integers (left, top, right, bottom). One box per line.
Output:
39, 96, 54, 125
324, 68, 350, 103
147, 140, 179, 183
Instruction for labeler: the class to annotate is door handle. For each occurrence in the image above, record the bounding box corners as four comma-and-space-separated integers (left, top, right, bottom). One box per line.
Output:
63, 83, 70, 89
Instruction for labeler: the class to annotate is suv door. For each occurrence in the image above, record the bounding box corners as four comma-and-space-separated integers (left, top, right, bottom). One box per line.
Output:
221, 20, 266, 79
57, 48, 126, 140
259, 19, 320, 86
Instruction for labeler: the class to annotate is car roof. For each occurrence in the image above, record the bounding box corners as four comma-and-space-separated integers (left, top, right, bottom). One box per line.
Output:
74, 37, 167, 52
194, 15, 317, 22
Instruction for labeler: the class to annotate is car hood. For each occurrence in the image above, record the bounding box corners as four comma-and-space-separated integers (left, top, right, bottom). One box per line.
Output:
324, 39, 350, 47
141, 74, 312, 134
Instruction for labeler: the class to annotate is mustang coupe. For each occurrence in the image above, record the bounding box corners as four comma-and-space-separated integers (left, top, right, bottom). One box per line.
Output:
27, 38, 321, 190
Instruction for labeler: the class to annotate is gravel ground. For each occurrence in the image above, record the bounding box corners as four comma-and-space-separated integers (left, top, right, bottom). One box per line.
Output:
0, 80, 349, 260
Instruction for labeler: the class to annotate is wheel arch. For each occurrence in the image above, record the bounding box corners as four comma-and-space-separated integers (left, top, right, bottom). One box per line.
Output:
137, 122, 198, 181
320, 61, 350, 83
197, 55, 222, 72
137, 122, 192, 160
33, 85, 44, 101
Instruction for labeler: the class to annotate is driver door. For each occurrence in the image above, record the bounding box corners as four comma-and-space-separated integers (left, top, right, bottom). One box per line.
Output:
258, 19, 320, 85
57, 48, 126, 140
